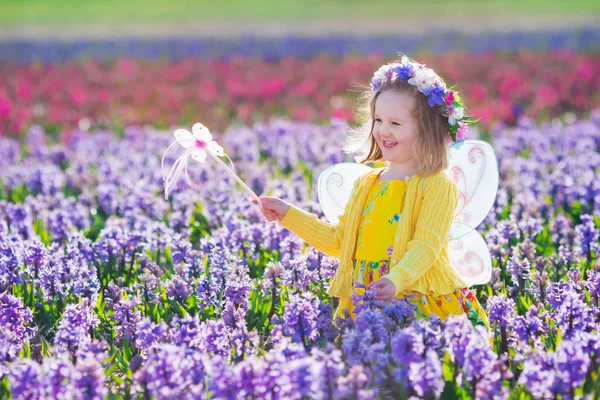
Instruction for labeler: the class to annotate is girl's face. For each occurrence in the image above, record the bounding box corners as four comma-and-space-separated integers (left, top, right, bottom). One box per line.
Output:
372, 90, 419, 165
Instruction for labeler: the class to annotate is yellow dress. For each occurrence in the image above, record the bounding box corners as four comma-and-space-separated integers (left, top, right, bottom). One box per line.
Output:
334, 175, 491, 333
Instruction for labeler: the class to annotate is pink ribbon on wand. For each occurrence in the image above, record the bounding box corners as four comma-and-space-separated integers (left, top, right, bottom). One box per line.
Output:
161, 122, 261, 203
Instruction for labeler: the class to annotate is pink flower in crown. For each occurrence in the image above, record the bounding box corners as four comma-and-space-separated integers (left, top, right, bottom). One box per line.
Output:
445, 91, 455, 105
373, 65, 391, 82
384, 69, 395, 82
456, 121, 468, 140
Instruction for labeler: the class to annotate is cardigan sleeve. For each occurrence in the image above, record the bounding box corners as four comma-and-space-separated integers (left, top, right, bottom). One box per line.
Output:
384, 175, 458, 297
278, 175, 362, 258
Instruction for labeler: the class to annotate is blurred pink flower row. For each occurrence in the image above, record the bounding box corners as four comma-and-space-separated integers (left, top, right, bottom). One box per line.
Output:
0, 50, 598, 137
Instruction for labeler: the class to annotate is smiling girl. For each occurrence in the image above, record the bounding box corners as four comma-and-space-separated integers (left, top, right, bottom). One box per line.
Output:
254, 55, 491, 334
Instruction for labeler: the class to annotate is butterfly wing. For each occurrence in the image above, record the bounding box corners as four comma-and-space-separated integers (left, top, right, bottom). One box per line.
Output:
444, 139, 498, 286
317, 162, 373, 224
445, 139, 499, 240
174, 129, 196, 149
447, 225, 493, 286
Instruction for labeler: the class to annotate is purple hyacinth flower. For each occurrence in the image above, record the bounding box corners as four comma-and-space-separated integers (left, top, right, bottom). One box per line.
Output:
575, 214, 599, 259
54, 299, 99, 355
40, 354, 78, 399
133, 344, 201, 398
512, 304, 549, 347
135, 317, 168, 352
0, 291, 35, 360
74, 355, 109, 400
112, 296, 142, 343
310, 347, 346, 399
166, 276, 193, 303
408, 349, 444, 398
552, 339, 591, 395
337, 364, 372, 399
552, 289, 595, 340
487, 294, 516, 328
281, 292, 320, 344
8, 357, 42, 398
517, 349, 555, 398
281, 254, 318, 293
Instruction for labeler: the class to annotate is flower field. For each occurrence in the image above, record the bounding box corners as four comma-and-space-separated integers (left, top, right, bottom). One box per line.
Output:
1, 27, 600, 399
1, 111, 600, 398
1, 50, 599, 137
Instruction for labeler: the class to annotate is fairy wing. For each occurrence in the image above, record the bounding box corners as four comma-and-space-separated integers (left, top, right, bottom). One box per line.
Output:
445, 139, 499, 239
317, 162, 373, 224
445, 139, 499, 285
447, 227, 493, 285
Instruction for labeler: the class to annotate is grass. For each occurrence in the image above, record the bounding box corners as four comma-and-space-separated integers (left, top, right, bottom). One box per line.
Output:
0, 0, 598, 26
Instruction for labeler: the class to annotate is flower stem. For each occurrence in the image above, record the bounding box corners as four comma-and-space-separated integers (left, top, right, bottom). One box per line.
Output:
208, 151, 260, 202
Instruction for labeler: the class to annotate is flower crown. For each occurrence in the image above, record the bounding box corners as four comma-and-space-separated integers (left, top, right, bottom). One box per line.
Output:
370, 54, 478, 142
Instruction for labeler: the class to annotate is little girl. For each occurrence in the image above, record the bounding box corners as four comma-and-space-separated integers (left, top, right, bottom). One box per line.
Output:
254, 56, 491, 333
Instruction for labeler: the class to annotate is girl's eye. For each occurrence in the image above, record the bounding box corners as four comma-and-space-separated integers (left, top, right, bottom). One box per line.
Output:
374, 118, 400, 125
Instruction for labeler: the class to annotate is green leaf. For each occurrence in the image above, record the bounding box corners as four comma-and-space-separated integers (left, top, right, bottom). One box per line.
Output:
41, 336, 52, 357
33, 219, 51, 246
20, 340, 31, 358
112, 375, 124, 385
122, 339, 133, 362
105, 360, 119, 377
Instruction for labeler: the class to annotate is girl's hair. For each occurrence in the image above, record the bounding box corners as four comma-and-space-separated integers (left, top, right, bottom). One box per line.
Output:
344, 67, 450, 177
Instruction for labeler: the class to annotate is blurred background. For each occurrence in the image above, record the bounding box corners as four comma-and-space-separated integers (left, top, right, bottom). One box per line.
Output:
0, 0, 598, 139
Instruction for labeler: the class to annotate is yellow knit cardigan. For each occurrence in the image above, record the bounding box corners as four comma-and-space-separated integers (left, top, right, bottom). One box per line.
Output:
279, 167, 469, 298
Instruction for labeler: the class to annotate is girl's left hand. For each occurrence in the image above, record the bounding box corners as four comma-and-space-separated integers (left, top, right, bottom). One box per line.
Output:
368, 278, 396, 302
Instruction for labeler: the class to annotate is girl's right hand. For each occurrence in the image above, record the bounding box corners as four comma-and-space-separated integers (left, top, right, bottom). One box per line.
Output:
252, 196, 291, 222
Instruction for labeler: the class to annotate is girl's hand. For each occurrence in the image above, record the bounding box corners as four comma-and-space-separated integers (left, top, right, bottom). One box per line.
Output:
368, 278, 396, 302
252, 196, 291, 222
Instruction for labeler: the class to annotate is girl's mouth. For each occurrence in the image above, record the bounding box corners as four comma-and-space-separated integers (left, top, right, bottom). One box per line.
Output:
383, 140, 398, 148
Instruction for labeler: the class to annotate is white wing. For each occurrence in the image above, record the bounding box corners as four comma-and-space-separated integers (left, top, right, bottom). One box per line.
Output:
447, 224, 493, 285
445, 139, 499, 240
317, 163, 373, 224
444, 139, 499, 286
174, 129, 196, 148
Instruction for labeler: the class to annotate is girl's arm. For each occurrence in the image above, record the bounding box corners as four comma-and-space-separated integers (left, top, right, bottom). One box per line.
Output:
384, 175, 458, 298
277, 177, 361, 258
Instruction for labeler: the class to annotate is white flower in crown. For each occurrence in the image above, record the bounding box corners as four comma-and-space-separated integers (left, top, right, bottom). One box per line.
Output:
408, 67, 446, 94
374, 64, 395, 82
449, 107, 464, 125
